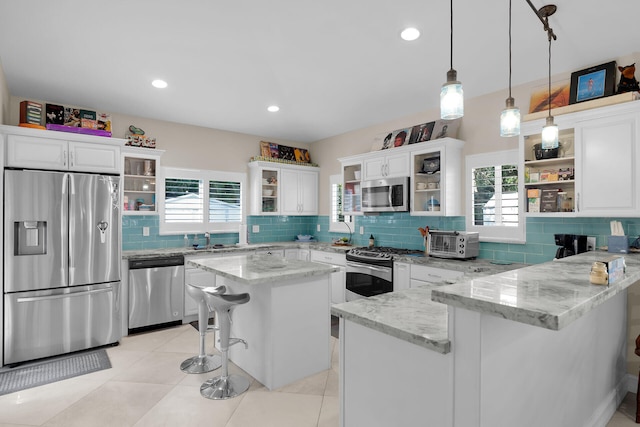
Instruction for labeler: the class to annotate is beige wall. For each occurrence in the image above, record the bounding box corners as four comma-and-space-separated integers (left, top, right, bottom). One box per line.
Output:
7, 97, 305, 172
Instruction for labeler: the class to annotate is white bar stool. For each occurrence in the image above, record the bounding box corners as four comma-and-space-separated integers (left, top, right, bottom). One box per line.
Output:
200, 290, 251, 400
179, 284, 226, 374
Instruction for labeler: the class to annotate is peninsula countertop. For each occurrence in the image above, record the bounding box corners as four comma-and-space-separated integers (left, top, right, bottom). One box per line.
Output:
332, 251, 640, 354
187, 253, 340, 285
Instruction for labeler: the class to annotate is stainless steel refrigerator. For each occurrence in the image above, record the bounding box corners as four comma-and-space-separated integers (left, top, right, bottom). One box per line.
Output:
3, 169, 122, 365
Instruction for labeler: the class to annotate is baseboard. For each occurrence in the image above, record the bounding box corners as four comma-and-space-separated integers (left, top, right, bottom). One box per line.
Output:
587, 375, 630, 427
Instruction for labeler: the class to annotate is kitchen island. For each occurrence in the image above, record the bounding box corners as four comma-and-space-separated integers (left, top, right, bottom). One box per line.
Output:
188, 254, 339, 390
332, 251, 640, 427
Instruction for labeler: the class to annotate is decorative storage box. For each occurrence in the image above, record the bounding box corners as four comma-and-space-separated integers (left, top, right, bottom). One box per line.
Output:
599, 255, 625, 284
558, 167, 574, 181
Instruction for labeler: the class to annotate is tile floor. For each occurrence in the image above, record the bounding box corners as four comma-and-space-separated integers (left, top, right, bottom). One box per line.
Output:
0, 324, 338, 427
0, 323, 636, 427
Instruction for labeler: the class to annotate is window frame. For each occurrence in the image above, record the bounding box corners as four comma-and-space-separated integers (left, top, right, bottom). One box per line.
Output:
329, 174, 354, 234
465, 149, 525, 244
158, 166, 246, 235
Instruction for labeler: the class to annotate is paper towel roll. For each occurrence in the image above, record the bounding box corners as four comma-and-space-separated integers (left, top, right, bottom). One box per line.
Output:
239, 224, 248, 245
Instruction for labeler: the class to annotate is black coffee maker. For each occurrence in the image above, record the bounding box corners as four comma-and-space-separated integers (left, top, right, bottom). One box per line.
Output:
554, 234, 588, 258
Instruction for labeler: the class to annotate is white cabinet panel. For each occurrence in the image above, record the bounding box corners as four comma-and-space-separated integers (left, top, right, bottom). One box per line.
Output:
575, 112, 639, 216
363, 151, 410, 180
310, 250, 346, 304
69, 141, 120, 173
394, 262, 410, 291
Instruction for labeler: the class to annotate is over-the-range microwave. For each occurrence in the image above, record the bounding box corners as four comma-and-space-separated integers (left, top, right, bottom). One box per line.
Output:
361, 176, 409, 213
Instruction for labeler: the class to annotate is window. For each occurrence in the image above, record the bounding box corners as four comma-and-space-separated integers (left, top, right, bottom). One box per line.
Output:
465, 150, 524, 243
159, 167, 245, 234
329, 174, 354, 234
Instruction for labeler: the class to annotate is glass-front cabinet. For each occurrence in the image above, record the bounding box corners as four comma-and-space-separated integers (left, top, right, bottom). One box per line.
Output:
122, 147, 164, 214
342, 162, 362, 215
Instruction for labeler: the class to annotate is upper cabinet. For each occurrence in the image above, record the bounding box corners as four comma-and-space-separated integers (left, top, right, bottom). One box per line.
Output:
2, 125, 123, 174
339, 138, 465, 216
520, 101, 640, 217
410, 139, 465, 216
248, 161, 319, 216
362, 151, 410, 180
122, 146, 164, 215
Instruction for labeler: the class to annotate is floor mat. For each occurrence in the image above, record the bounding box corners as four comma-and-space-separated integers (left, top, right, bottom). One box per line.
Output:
0, 349, 111, 396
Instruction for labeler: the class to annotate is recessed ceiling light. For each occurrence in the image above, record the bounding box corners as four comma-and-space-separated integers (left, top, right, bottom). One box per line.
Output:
267, 105, 280, 112
400, 27, 420, 41
151, 79, 168, 89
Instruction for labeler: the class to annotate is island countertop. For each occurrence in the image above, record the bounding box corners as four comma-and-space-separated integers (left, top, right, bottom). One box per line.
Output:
187, 253, 340, 285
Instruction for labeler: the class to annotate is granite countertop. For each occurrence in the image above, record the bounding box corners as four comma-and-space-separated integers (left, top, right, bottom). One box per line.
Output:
187, 253, 340, 285
333, 251, 640, 355
122, 241, 351, 260
431, 251, 640, 331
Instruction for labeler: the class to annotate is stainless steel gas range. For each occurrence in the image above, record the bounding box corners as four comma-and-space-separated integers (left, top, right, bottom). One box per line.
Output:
345, 246, 423, 301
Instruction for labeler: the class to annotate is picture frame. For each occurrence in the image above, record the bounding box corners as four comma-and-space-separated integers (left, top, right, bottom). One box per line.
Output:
528, 79, 570, 113
569, 61, 616, 104
408, 121, 435, 144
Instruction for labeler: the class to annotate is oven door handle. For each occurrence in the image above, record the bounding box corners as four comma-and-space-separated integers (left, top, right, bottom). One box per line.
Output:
346, 261, 390, 275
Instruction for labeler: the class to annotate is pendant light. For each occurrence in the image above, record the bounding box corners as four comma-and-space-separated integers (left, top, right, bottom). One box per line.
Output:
440, 0, 463, 120
538, 4, 558, 149
500, 0, 520, 137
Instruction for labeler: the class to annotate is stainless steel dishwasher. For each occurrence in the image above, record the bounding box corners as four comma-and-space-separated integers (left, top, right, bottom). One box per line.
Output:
128, 256, 185, 334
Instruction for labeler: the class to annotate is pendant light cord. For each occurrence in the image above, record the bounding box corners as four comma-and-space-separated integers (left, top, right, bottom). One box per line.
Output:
547, 34, 552, 119
450, 0, 453, 71
508, 0, 512, 99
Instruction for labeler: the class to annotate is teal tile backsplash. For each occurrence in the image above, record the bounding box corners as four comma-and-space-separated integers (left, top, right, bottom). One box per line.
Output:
122, 214, 640, 265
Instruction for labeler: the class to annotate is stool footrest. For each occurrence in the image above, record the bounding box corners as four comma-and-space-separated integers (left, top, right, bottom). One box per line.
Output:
228, 337, 248, 349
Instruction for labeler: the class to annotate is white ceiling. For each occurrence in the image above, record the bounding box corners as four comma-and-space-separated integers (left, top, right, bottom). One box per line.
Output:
0, 0, 637, 143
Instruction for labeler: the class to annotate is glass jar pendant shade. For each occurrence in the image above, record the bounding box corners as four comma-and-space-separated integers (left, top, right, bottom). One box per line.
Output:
440, 0, 463, 120
441, 69, 464, 119
541, 116, 559, 148
500, 98, 520, 137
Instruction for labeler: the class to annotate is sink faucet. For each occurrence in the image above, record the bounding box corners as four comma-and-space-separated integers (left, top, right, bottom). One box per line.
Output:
205, 232, 210, 249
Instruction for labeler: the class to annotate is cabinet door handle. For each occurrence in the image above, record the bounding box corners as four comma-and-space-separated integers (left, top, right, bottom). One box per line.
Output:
69, 151, 74, 167
63, 150, 67, 167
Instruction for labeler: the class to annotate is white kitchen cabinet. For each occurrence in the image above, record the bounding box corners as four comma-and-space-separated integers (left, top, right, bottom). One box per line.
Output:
122, 146, 164, 215
574, 110, 640, 216
520, 100, 640, 217
410, 138, 465, 216
249, 161, 319, 216
4, 127, 122, 173
362, 151, 410, 180
342, 161, 363, 215
183, 254, 223, 317
254, 249, 285, 256
310, 250, 346, 304
281, 168, 318, 215
393, 262, 410, 291
410, 264, 463, 288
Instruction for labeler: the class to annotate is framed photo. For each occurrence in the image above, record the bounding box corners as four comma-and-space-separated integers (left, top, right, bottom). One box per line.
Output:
408, 121, 435, 144
569, 61, 616, 104
528, 79, 570, 113
431, 118, 460, 140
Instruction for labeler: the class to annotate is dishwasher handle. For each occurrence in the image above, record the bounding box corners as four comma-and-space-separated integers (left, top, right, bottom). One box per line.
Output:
129, 256, 185, 270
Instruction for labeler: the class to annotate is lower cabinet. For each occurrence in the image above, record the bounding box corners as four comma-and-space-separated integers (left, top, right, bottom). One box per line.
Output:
310, 250, 346, 304
410, 264, 464, 288
183, 255, 222, 317
394, 262, 410, 291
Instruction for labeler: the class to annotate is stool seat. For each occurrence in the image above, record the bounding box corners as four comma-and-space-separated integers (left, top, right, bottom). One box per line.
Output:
200, 290, 251, 400
179, 284, 226, 374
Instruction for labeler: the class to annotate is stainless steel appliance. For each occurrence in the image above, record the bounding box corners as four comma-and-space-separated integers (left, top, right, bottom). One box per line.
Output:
361, 176, 409, 213
345, 246, 422, 301
554, 234, 587, 258
428, 230, 479, 259
3, 169, 121, 365
128, 256, 184, 333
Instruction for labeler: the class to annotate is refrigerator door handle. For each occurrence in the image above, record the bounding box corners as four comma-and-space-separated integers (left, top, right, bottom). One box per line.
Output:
16, 287, 112, 303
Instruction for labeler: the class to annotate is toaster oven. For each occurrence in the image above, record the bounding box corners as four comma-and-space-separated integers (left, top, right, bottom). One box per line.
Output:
428, 230, 479, 259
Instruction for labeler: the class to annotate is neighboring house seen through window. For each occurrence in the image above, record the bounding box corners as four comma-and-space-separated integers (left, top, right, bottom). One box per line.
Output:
159, 167, 245, 234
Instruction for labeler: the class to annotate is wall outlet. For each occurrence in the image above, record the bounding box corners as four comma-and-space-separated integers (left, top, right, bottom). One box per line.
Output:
252, 225, 260, 233
587, 236, 596, 251
359, 226, 364, 235
317, 224, 321, 232
143, 226, 149, 237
